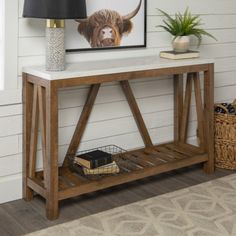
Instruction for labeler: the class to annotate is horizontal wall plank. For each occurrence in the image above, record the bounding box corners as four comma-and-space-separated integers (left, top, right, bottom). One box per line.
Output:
0, 154, 22, 177
215, 84, 236, 101
148, 0, 236, 15
0, 115, 22, 137
19, 18, 45, 38
215, 71, 236, 87
215, 57, 236, 72
200, 43, 236, 58
0, 104, 22, 117
0, 136, 19, 158
18, 37, 45, 57
148, 15, 236, 32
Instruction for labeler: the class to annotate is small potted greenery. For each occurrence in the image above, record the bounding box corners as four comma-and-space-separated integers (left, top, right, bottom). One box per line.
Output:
157, 8, 216, 52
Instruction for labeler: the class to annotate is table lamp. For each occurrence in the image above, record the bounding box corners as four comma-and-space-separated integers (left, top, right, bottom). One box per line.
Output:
23, 0, 87, 71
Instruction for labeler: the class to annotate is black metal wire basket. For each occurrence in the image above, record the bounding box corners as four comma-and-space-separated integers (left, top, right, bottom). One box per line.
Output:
68, 145, 126, 178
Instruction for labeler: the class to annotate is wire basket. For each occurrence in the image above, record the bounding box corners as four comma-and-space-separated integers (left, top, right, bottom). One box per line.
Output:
214, 100, 236, 170
68, 145, 126, 178
76, 144, 126, 156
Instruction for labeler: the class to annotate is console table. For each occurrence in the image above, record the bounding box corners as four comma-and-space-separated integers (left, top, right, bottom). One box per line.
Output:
22, 56, 214, 220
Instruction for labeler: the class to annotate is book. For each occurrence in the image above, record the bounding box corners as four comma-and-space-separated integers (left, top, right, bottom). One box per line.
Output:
83, 161, 120, 175
160, 50, 199, 60
74, 150, 112, 169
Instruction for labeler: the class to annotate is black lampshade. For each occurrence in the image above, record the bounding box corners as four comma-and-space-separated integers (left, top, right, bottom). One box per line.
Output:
23, 0, 87, 19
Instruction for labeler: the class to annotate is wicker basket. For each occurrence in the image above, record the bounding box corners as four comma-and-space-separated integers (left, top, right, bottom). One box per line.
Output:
214, 99, 236, 170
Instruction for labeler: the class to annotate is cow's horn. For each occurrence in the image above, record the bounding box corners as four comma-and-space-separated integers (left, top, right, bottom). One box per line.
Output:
123, 0, 142, 20
75, 18, 88, 23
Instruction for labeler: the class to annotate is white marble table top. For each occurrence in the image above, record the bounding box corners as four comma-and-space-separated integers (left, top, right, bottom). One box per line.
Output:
23, 56, 214, 81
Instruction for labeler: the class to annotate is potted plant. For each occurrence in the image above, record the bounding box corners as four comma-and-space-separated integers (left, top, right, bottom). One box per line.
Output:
157, 8, 217, 52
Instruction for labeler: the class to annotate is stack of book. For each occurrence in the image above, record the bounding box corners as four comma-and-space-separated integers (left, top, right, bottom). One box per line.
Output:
74, 150, 119, 175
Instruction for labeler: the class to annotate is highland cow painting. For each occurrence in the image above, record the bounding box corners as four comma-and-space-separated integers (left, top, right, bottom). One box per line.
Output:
65, 0, 146, 51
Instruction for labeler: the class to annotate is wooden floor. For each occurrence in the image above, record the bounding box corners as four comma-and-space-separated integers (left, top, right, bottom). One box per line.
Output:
0, 165, 233, 236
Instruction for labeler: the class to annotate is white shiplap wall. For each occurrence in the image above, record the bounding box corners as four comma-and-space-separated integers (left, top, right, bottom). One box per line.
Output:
1, 0, 236, 203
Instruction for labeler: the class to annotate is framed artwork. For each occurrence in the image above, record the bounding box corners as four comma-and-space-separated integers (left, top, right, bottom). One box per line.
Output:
65, 0, 146, 52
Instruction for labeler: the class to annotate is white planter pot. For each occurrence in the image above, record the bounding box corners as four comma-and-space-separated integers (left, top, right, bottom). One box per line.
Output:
172, 36, 190, 53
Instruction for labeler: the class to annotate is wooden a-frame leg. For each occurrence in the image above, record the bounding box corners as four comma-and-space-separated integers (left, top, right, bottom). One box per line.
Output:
180, 73, 193, 143
120, 80, 153, 148
173, 74, 183, 142
45, 82, 59, 220
23, 74, 34, 201
193, 72, 205, 151
203, 64, 215, 174
63, 84, 101, 167
38, 86, 47, 183
29, 85, 39, 179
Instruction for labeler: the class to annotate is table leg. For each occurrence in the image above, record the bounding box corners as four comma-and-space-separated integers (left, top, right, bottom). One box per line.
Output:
23, 73, 34, 201
203, 64, 215, 174
173, 74, 183, 142
45, 82, 59, 220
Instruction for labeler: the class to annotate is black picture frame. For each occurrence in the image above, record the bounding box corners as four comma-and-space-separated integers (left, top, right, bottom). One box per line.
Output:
65, 0, 147, 52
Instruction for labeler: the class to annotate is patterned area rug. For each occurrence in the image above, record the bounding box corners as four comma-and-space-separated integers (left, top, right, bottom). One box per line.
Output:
26, 174, 236, 236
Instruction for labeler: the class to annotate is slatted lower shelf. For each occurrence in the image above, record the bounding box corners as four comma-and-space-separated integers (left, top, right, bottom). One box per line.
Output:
32, 142, 208, 201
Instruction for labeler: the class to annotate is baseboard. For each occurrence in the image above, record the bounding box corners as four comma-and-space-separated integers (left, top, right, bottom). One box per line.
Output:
0, 173, 22, 204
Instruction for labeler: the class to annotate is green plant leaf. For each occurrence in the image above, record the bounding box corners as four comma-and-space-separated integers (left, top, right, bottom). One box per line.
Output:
157, 7, 217, 46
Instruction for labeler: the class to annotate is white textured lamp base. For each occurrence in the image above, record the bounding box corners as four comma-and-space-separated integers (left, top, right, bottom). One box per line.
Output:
46, 27, 65, 71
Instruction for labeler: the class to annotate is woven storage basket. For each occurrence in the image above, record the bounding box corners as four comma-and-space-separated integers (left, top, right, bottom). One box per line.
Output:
214, 99, 236, 170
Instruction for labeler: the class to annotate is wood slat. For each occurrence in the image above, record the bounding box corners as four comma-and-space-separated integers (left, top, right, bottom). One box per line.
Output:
130, 151, 164, 165
123, 153, 154, 167
63, 84, 101, 167
144, 148, 174, 162
117, 156, 142, 171
180, 73, 193, 143
60, 168, 87, 186
154, 147, 176, 160
177, 143, 205, 155
155, 146, 185, 160
58, 176, 71, 190
120, 80, 153, 148
165, 143, 195, 157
